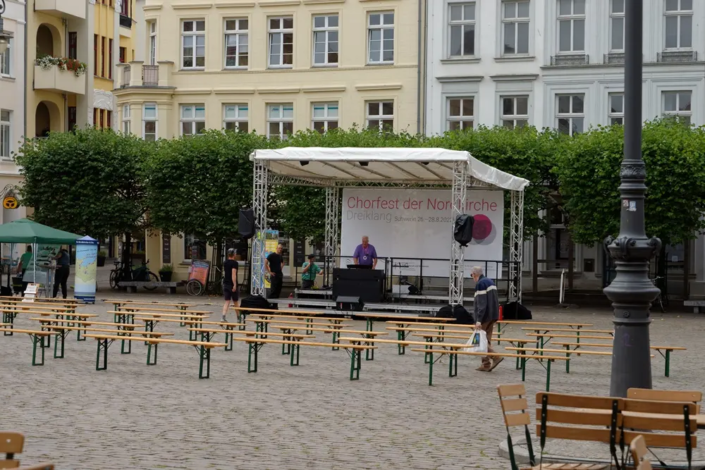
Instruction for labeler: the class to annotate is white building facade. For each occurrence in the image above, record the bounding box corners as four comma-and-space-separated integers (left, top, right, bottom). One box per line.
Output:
425, 0, 705, 294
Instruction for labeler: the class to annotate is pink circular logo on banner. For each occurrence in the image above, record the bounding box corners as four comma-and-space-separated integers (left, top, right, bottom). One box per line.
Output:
472, 214, 492, 241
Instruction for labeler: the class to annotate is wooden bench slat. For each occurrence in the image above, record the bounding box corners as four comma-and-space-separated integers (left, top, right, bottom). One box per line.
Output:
84, 334, 226, 347
232, 337, 376, 349
505, 412, 531, 427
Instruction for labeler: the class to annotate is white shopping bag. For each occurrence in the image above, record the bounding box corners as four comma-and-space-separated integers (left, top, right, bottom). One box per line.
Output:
464, 329, 488, 353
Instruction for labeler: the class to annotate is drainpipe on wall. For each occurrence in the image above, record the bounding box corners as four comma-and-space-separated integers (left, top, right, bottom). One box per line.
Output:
416, 0, 422, 134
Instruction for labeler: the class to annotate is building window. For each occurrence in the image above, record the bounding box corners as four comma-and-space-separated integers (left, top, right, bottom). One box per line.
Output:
313, 15, 339, 66
556, 94, 584, 135
312, 103, 339, 133
663, 91, 692, 124
182, 20, 205, 69
447, 98, 474, 130
143, 103, 157, 141
610, 0, 625, 52
94, 35, 99, 76
267, 104, 294, 139
366, 101, 394, 131
223, 104, 249, 132
108, 39, 113, 79
68, 107, 77, 131
224, 19, 249, 69
122, 104, 131, 134
180, 105, 206, 137
102, 37, 107, 77
149, 22, 157, 65
501, 96, 528, 129
0, 110, 11, 159
69, 32, 77, 60
121, 0, 130, 17
119, 47, 126, 63
665, 0, 692, 50
107, 110, 112, 128
368, 12, 394, 64
502, 1, 529, 55
608, 93, 624, 125
448, 3, 475, 57
557, 0, 585, 53
268, 17, 294, 68
0, 39, 10, 77
99, 109, 105, 129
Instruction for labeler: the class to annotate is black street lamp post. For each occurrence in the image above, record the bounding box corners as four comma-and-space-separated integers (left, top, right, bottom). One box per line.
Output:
603, 0, 662, 397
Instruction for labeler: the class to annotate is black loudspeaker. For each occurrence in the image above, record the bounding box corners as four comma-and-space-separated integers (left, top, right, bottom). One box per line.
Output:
336, 296, 364, 312
238, 208, 256, 240
454, 214, 475, 247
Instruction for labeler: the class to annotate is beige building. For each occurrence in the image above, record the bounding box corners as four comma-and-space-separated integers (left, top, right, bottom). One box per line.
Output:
115, 0, 423, 140
114, 0, 423, 279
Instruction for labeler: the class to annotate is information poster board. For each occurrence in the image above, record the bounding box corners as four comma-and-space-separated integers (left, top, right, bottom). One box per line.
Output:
75, 236, 98, 304
261, 230, 279, 288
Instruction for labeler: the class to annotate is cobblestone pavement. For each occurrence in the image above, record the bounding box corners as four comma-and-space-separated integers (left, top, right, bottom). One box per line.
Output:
3, 294, 704, 469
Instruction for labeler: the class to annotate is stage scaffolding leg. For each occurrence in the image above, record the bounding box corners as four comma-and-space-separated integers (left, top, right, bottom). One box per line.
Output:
251, 162, 269, 297
509, 190, 525, 303
449, 161, 468, 306
325, 186, 340, 287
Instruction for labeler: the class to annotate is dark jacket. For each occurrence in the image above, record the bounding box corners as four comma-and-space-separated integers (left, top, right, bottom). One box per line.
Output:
474, 275, 500, 324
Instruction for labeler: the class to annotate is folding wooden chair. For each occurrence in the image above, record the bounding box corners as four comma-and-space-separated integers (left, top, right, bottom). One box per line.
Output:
629, 436, 652, 470
497, 384, 535, 470
0, 432, 24, 469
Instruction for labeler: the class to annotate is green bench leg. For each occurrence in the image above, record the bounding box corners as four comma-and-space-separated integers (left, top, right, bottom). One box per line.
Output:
199, 345, 211, 379
147, 343, 158, 365
546, 359, 552, 392
121, 330, 132, 354
665, 349, 671, 377
32, 335, 45, 366
54, 332, 65, 359
76, 327, 84, 341
2, 312, 13, 336
290, 343, 300, 366
448, 353, 457, 378
248, 342, 258, 373
239, 313, 247, 330
349, 348, 361, 380
96, 338, 108, 371
521, 357, 527, 382
565, 346, 571, 373
332, 330, 340, 351
282, 335, 291, 355
225, 332, 233, 352
306, 318, 312, 335
365, 336, 374, 361
397, 331, 406, 355
428, 352, 434, 386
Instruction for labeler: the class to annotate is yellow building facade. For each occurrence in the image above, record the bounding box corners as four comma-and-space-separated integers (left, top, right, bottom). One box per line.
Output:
26, 0, 137, 136
113, 0, 423, 280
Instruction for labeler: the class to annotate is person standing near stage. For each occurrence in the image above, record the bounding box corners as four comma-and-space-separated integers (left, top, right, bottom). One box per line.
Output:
53, 247, 71, 299
221, 248, 239, 322
301, 254, 321, 289
353, 236, 378, 269
265, 244, 284, 298
471, 266, 502, 372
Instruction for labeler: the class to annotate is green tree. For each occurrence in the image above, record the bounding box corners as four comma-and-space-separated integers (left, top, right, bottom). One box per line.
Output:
16, 128, 150, 272
555, 119, 705, 247
145, 130, 268, 254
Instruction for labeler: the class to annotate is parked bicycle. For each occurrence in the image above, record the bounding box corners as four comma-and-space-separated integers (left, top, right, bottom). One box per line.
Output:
110, 258, 160, 291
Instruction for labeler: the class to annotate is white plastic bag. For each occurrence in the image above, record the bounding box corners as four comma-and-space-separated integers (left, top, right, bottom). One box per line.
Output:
464, 329, 488, 353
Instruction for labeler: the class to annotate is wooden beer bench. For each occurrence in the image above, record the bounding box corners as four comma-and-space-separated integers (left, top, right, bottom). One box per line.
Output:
109, 309, 209, 326
132, 315, 214, 340
232, 306, 330, 326
273, 325, 387, 356
47, 325, 174, 358
1, 309, 97, 336
357, 313, 455, 332
411, 347, 568, 390
104, 300, 197, 310
84, 334, 226, 379
30, 317, 144, 342
232, 336, 375, 380
496, 320, 593, 336
247, 317, 349, 337
0, 327, 54, 365
0, 299, 78, 313
189, 328, 312, 353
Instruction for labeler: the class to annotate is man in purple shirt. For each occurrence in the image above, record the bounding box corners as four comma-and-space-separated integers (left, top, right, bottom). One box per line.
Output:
353, 236, 378, 269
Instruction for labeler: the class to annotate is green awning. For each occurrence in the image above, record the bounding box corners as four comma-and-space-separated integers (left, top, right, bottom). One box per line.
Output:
0, 219, 82, 245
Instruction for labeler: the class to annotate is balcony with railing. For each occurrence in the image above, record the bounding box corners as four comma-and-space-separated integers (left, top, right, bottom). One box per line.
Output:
119, 15, 133, 29
117, 61, 173, 89
34, 0, 86, 19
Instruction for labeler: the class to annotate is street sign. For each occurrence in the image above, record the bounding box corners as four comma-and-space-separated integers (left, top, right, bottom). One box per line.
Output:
0, 0, 6, 16
3, 196, 18, 209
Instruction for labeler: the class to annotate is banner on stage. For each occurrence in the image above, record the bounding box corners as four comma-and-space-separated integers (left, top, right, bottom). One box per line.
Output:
341, 188, 504, 278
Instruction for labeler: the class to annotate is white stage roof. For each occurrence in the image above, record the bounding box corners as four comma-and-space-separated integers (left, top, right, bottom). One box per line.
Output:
251, 147, 529, 191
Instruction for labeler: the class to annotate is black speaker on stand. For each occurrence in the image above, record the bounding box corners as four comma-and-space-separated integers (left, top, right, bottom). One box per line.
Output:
239, 209, 256, 239
454, 214, 475, 246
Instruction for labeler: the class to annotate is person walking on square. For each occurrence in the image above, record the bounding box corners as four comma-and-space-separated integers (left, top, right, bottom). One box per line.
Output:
221, 248, 239, 322
471, 266, 502, 372
53, 248, 71, 299
265, 244, 284, 299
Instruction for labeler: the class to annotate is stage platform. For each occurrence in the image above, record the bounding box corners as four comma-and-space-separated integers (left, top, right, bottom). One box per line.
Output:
267, 298, 466, 314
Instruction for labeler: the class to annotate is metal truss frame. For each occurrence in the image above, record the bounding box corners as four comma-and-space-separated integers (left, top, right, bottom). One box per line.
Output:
449, 161, 468, 306
251, 161, 269, 296
509, 189, 524, 303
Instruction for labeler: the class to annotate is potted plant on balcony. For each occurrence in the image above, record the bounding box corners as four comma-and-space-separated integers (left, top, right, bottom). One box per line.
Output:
35, 56, 88, 77
97, 250, 107, 267
159, 264, 173, 282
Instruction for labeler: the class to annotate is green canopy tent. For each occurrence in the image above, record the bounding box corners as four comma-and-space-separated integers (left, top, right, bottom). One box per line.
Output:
0, 219, 82, 295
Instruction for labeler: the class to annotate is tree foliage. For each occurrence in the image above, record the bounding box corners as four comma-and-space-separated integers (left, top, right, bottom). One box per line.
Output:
144, 130, 269, 245
16, 128, 150, 240
555, 119, 705, 246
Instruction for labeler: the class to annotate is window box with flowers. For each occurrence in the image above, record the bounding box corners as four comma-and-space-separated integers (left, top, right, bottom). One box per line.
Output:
34, 56, 88, 95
